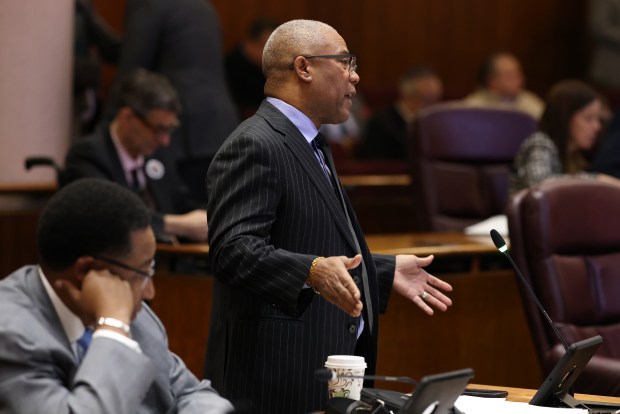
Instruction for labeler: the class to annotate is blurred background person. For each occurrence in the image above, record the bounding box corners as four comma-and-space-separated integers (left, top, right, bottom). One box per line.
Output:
65, 69, 208, 243
463, 52, 544, 119
358, 66, 443, 160
510, 79, 620, 193
72, 0, 121, 139
225, 16, 278, 119
590, 95, 620, 179
588, 0, 620, 90
319, 94, 368, 159
110, 0, 240, 203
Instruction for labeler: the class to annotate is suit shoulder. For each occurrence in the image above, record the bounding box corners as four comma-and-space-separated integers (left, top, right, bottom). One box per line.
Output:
67, 131, 109, 158
133, 302, 167, 337
222, 115, 283, 148
0, 267, 51, 334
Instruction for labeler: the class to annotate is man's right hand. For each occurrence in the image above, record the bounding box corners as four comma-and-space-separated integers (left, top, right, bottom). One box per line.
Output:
54, 269, 134, 327
307, 255, 363, 317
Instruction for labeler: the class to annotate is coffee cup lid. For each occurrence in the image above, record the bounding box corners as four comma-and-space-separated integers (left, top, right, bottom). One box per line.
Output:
324, 355, 367, 369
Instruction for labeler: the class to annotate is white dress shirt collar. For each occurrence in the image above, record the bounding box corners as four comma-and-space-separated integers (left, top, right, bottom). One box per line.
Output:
38, 266, 85, 345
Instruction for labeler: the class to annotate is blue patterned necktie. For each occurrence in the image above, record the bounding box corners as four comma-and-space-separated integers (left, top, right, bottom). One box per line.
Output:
312, 132, 374, 336
311, 136, 334, 187
76, 327, 93, 362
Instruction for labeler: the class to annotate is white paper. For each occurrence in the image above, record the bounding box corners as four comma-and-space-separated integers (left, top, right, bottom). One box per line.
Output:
454, 395, 588, 414
463, 214, 508, 236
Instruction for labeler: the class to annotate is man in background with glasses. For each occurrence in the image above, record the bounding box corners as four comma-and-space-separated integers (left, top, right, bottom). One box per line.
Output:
64, 69, 208, 243
205, 19, 453, 413
0, 179, 233, 413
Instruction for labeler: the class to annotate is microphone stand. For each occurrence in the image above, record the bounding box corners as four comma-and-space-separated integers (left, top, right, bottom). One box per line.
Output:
490, 229, 569, 351
490, 229, 579, 402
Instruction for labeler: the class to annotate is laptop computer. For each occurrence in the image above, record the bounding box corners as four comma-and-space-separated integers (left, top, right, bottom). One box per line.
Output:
361, 368, 474, 414
530, 335, 620, 413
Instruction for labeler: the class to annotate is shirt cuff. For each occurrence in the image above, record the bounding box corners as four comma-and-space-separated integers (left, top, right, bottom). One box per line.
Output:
93, 328, 142, 354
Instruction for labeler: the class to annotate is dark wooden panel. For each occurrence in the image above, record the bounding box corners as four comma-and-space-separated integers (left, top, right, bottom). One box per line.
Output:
377, 270, 542, 392
149, 270, 214, 378
0, 209, 40, 277
0, 194, 51, 277
94, 0, 588, 99
150, 265, 541, 389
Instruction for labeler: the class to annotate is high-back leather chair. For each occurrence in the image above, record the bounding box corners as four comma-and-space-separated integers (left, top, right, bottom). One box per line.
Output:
411, 104, 536, 231
508, 179, 620, 395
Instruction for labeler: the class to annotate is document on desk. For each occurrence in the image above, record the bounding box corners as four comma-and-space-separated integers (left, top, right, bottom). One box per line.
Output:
463, 214, 508, 236
455, 395, 588, 413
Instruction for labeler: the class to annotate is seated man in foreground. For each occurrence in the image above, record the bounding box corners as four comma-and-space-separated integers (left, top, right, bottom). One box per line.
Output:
0, 179, 232, 413
64, 69, 208, 243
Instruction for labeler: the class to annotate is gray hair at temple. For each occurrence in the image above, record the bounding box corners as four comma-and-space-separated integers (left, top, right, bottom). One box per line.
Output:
112, 68, 182, 117
262, 19, 336, 79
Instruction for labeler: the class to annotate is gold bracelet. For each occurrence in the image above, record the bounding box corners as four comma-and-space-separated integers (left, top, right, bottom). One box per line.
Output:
307, 256, 324, 295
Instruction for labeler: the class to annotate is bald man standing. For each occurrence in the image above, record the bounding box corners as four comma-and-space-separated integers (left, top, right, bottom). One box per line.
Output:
204, 20, 453, 413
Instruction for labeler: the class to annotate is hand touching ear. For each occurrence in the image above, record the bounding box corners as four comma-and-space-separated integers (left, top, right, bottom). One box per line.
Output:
53, 257, 135, 326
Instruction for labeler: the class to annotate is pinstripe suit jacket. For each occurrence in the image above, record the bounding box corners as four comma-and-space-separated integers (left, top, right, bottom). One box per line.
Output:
204, 100, 396, 413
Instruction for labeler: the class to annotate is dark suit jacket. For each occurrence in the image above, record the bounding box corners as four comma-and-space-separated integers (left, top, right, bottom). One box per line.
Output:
358, 105, 408, 160
225, 46, 266, 117
63, 126, 199, 238
112, 0, 239, 162
0, 265, 232, 413
205, 101, 396, 413
591, 116, 620, 179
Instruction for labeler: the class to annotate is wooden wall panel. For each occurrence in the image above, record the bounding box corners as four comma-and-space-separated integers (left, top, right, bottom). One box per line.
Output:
0, 194, 51, 277
94, 0, 588, 99
150, 267, 541, 389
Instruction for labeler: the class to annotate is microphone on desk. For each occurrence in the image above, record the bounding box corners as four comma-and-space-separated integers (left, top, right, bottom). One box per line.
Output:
489, 229, 569, 351
315, 368, 418, 389
490, 229, 614, 409
491, 229, 568, 350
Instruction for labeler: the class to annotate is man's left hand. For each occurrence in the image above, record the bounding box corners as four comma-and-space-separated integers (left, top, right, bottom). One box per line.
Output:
393, 254, 453, 315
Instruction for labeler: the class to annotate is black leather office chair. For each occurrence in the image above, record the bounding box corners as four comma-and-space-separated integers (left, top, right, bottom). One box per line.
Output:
411, 104, 537, 231
507, 179, 620, 396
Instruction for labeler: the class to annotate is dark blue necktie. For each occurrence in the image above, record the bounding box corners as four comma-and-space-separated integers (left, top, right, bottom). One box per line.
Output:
76, 328, 93, 362
311, 133, 374, 336
130, 168, 142, 193
311, 137, 334, 187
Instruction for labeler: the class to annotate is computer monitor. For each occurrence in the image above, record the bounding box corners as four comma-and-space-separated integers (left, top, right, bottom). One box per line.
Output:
361, 368, 474, 414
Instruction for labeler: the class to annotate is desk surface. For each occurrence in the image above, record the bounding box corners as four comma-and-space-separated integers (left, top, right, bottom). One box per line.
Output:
157, 241, 210, 256
0, 182, 57, 193
339, 174, 411, 187
156, 232, 500, 258
472, 383, 620, 404
365, 232, 499, 256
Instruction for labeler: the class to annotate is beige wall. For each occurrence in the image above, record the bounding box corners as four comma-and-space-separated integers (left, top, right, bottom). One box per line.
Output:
0, 1, 73, 185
